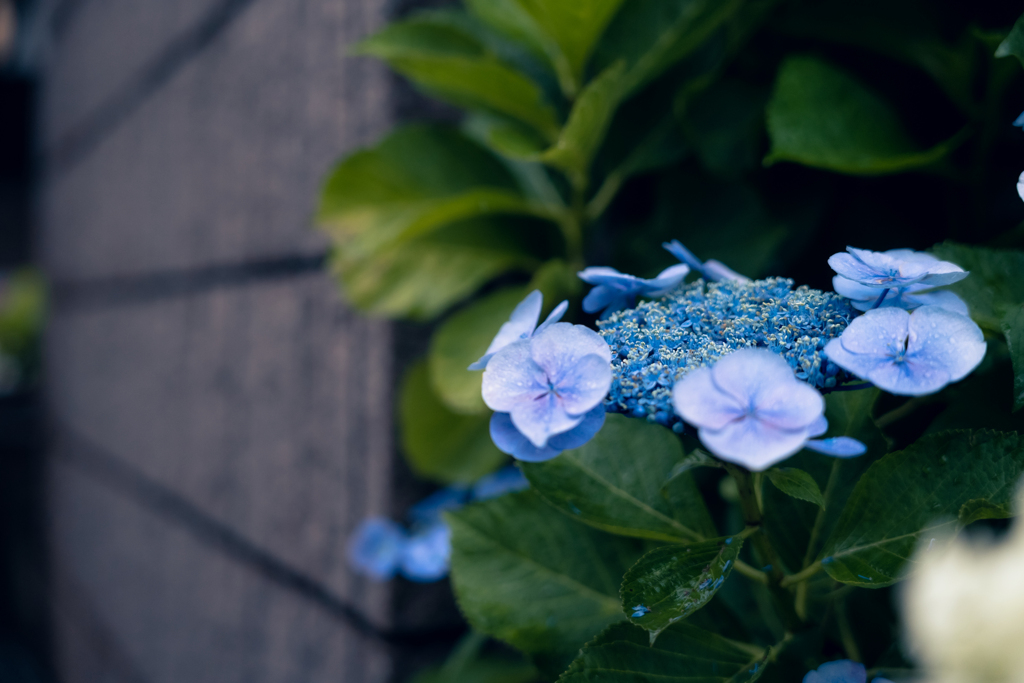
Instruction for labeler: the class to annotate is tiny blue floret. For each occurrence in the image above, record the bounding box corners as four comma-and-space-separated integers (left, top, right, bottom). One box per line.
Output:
346, 518, 406, 581
468, 290, 568, 370
578, 263, 690, 318
824, 306, 986, 396
399, 522, 451, 583
482, 322, 612, 461
631, 605, 651, 618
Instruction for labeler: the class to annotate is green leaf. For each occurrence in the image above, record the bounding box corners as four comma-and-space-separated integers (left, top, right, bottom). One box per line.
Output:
762, 389, 887, 573
765, 468, 825, 509
995, 12, 1024, 68
679, 79, 767, 180
820, 430, 1024, 587
328, 217, 535, 320
764, 56, 960, 175
593, 0, 745, 97
464, 0, 626, 96
1002, 305, 1024, 412
660, 467, 719, 540
522, 414, 714, 543
559, 621, 769, 683
620, 534, 745, 640
356, 14, 560, 139
399, 361, 506, 484
0, 268, 44, 369
411, 631, 541, 683
930, 242, 1024, 332
448, 490, 642, 675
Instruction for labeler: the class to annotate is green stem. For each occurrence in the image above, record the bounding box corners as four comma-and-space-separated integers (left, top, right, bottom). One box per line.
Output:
733, 559, 769, 585
835, 596, 862, 662
795, 459, 842, 618
725, 464, 803, 631
779, 561, 822, 588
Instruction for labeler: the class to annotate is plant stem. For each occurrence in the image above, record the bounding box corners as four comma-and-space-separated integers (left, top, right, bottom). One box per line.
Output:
779, 561, 822, 588
835, 596, 862, 662
732, 559, 770, 584
725, 464, 803, 631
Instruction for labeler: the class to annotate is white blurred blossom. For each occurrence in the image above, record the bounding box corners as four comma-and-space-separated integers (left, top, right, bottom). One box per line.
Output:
903, 500, 1024, 683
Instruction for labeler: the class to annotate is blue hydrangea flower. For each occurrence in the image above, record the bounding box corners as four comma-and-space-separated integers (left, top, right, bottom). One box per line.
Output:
824, 305, 986, 396
399, 522, 451, 582
468, 290, 568, 370
829, 247, 968, 292
833, 275, 968, 315
803, 659, 893, 683
1014, 111, 1024, 128
407, 485, 470, 525
471, 465, 529, 500
578, 264, 690, 318
672, 348, 861, 470
599, 277, 853, 427
346, 518, 406, 581
489, 406, 606, 461
663, 240, 749, 283
1018, 171, 1024, 203
482, 322, 612, 460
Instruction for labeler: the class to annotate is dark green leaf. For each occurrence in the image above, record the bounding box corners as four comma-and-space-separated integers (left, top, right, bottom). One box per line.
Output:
593, 0, 745, 97
764, 56, 959, 175
661, 468, 719, 540
559, 622, 768, 683
765, 468, 825, 509
465, 0, 626, 96
820, 430, 1024, 587
448, 490, 642, 675
1002, 305, 1024, 412
357, 14, 560, 139
429, 288, 526, 415
411, 631, 541, 683
620, 534, 744, 640
679, 79, 767, 179
399, 361, 506, 484
522, 414, 714, 542
931, 242, 1024, 331
995, 12, 1024, 68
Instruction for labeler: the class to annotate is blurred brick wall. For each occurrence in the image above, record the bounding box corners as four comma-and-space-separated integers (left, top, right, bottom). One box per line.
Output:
36, 0, 456, 680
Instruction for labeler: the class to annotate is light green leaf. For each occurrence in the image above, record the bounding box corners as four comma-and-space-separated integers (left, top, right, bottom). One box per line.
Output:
429, 288, 526, 415
328, 217, 535, 320
931, 242, 1024, 332
399, 361, 506, 484
539, 62, 626, 186
764, 56, 960, 175
592, 0, 744, 97
319, 125, 542, 261
820, 430, 1024, 587
464, 0, 626, 96
1002, 305, 1024, 412
620, 535, 744, 640
559, 621, 769, 683
765, 468, 825, 509
521, 414, 713, 543
448, 490, 642, 675
356, 14, 560, 139
762, 389, 887, 573
995, 12, 1024, 68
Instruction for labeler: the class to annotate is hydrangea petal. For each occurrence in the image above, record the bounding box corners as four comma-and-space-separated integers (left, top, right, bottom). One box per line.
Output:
803, 659, 867, 683
531, 323, 612, 374
824, 337, 898, 385
710, 348, 802, 407
481, 340, 547, 412
489, 412, 561, 461
907, 288, 969, 316
471, 465, 529, 500
906, 305, 987, 383
547, 405, 606, 451
552, 353, 613, 415
663, 240, 704, 271
754, 376, 825, 431
672, 367, 746, 431
646, 263, 691, 295
510, 391, 584, 448
1019, 170, 1024, 203
808, 414, 828, 437
699, 418, 812, 471
535, 300, 569, 336
469, 290, 542, 370
408, 486, 470, 524
400, 522, 451, 582
582, 286, 630, 316
347, 518, 406, 581
703, 259, 750, 283
829, 250, 899, 286
805, 437, 867, 458
838, 307, 909, 356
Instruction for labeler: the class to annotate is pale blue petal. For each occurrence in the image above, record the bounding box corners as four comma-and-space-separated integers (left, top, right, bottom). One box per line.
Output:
703, 260, 750, 283
552, 353, 613, 415
906, 305, 987, 384
471, 466, 528, 500
917, 264, 969, 287
710, 348, 802, 407
808, 415, 828, 437
535, 300, 569, 335
646, 263, 691, 295
480, 290, 541, 357
531, 323, 613, 372
1019, 171, 1024, 203
400, 522, 450, 582
663, 240, 705, 271
509, 391, 584, 448
753, 375, 825, 431
872, 357, 948, 396
1014, 110, 1024, 127
803, 660, 867, 683
481, 340, 547, 413
871, 678, 895, 683
578, 266, 636, 287
547, 405, 606, 451
904, 288, 969, 315
672, 366, 746, 430
825, 337, 899, 385
489, 412, 561, 462
582, 286, 630, 316
805, 437, 867, 458
467, 354, 493, 371
347, 518, 406, 581
699, 417, 811, 471
832, 275, 878, 303
828, 250, 894, 286
837, 307, 909, 356
408, 486, 470, 524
